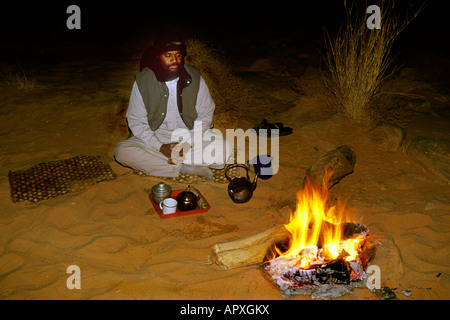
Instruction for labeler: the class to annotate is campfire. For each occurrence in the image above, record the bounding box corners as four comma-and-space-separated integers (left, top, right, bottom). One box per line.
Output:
210, 145, 377, 299
263, 176, 372, 299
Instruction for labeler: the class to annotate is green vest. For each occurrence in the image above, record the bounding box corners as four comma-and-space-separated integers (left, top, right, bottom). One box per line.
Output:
135, 64, 201, 131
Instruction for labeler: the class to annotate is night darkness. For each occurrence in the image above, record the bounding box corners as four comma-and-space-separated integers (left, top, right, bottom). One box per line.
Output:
2, 1, 449, 69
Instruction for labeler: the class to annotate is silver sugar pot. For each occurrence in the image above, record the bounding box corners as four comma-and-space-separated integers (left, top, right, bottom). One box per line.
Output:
151, 182, 172, 204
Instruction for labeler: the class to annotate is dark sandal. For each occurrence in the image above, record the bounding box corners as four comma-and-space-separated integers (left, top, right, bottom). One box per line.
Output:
255, 119, 293, 137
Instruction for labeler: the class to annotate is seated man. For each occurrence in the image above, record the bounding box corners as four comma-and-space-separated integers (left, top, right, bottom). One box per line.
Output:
114, 31, 232, 179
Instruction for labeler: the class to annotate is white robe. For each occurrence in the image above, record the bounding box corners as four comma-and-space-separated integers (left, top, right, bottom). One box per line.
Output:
114, 76, 232, 177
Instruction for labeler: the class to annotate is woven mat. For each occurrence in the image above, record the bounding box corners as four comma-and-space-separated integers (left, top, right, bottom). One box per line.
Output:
135, 165, 241, 184
134, 148, 243, 184
8, 155, 116, 205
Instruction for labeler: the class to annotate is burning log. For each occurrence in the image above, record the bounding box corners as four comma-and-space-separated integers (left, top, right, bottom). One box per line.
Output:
263, 222, 372, 299
263, 256, 370, 299
267, 258, 353, 288
303, 145, 356, 190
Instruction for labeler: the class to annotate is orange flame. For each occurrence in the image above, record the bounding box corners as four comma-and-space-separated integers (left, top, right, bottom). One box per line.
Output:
272, 177, 363, 269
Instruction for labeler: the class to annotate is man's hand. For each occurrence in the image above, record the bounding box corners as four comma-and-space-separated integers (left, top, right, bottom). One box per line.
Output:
159, 142, 192, 164
159, 143, 178, 159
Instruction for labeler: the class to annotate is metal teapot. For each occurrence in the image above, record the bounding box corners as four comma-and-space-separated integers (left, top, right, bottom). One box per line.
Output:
225, 164, 259, 204
176, 185, 198, 211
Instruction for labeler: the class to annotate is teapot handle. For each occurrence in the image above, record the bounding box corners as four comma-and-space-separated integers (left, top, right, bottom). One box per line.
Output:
225, 164, 249, 181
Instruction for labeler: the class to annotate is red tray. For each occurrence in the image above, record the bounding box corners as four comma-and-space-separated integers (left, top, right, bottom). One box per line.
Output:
149, 188, 210, 219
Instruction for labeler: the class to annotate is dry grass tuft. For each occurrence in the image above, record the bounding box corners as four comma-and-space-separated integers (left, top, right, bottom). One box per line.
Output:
185, 39, 264, 129
0, 62, 37, 89
323, 0, 424, 125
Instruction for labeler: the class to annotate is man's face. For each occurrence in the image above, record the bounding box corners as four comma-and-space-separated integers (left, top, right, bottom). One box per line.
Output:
158, 50, 184, 78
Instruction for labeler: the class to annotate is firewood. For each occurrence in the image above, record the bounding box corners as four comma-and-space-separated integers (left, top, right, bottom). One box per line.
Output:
303, 145, 356, 190
267, 258, 352, 288
209, 225, 289, 270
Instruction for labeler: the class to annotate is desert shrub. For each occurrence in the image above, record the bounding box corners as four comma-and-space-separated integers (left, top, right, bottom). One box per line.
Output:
185, 39, 264, 129
0, 62, 36, 89
323, 0, 424, 125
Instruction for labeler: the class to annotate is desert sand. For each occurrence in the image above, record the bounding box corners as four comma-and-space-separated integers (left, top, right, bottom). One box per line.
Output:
1, 4, 449, 301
